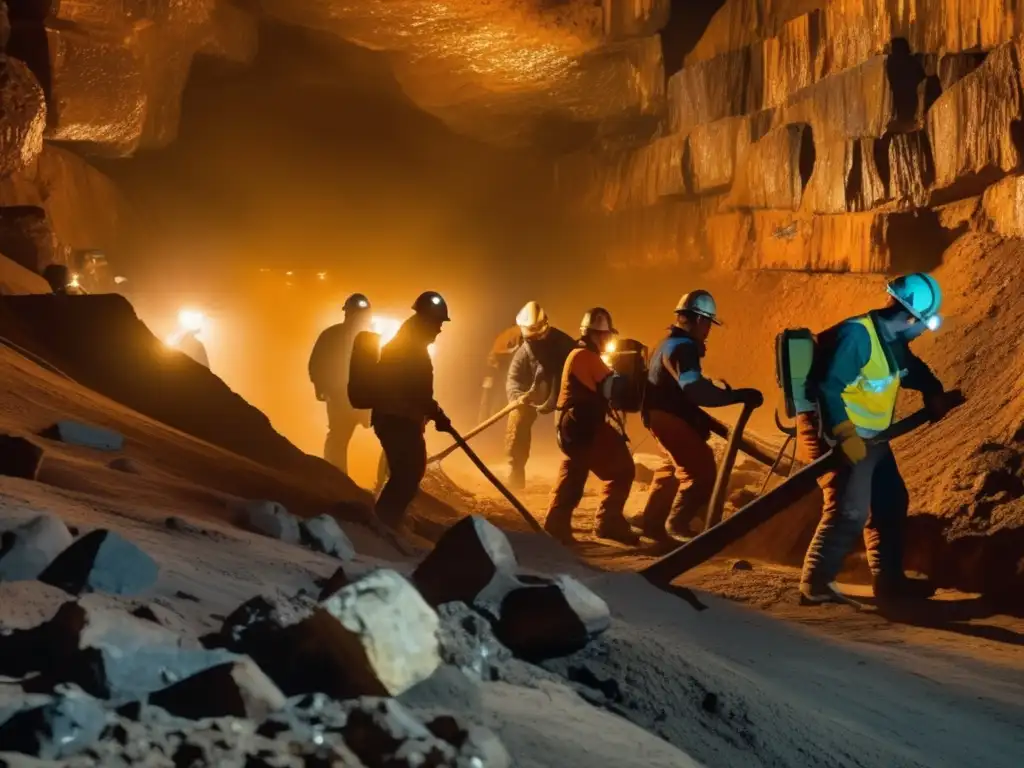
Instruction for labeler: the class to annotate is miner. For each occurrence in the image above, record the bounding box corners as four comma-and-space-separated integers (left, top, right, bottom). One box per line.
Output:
372, 291, 452, 531
799, 273, 954, 604
544, 307, 639, 546
632, 290, 764, 542
308, 293, 373, 474
504, 301, 576, 490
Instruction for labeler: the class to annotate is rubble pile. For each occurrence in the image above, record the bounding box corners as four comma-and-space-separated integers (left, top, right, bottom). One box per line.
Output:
0, 508, 619, 765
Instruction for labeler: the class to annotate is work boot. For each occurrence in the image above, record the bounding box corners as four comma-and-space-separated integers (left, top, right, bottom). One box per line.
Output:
665, 514, 703, 542
872, 573, 936, 600
799, 581, 865, 608
594, 518, 641, 547
543, 516, 575, 545
506, 465, 526, 492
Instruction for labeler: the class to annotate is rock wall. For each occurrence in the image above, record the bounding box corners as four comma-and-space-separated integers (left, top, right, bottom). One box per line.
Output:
0, 0, 257, 272
560, 1, 1024, 273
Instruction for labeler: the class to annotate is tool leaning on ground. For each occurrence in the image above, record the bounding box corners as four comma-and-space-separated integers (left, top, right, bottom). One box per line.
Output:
426, 395, 530, 464
639, 389, 966, 586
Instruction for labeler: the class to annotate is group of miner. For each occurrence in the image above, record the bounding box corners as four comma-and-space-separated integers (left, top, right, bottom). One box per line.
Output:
309, 271, 955, 605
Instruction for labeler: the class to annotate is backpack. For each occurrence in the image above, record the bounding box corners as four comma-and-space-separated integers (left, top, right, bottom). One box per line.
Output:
606, 338, 649, 413
347, 331, 382, 410
775, 328, 817, 418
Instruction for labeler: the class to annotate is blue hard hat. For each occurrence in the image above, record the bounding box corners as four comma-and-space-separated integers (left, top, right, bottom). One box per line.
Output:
886, 273, 942, 320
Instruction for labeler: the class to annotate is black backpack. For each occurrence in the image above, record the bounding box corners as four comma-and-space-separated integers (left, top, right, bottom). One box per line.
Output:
606, 338, 649, 413
347, 331, 382, 410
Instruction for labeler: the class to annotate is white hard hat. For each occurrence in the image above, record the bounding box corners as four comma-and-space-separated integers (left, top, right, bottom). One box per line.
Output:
580, 307, 616, 335
516, 301, 550, 340
675, 290, 721, 325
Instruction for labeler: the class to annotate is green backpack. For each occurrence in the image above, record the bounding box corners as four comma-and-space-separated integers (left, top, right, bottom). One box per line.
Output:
775, 328, 817, 418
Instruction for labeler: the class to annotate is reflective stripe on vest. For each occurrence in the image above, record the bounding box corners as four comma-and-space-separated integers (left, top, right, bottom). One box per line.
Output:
841, 316, 902, 432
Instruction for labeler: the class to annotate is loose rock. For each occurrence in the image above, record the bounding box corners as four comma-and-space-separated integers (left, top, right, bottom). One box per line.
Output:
0, 435, 44, 480
150, 658, 287, 721
39, 529, 158, 597
0, 514, 73, 582
412, 515, 519, 608
236, 500, 300, 544
300, 514, 355, 559
495, 575, 611, 661
435, 602, 511, 682
221, 569, 440, 699
0, 686, 106, 760
731, 559, 754, 571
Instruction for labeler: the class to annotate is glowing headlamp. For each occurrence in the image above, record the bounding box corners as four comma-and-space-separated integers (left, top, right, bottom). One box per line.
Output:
925, 315, 942, 332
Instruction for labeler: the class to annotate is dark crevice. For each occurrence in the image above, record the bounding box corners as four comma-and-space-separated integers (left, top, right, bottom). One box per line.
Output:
873, 133, 893, 195
6, 22, 52, 101
798, 125, 815, 189
888, 208, 955, 273
887, 38, 926, 129
659, 0, 726, 79
847, 139, 865, 210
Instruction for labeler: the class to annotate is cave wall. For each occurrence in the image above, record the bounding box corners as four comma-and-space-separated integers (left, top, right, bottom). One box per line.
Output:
560, 0, 1024, 274
0, 0, 256, 274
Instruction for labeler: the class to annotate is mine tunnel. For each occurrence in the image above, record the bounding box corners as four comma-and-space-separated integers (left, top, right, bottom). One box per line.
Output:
0, 1, 1023, 766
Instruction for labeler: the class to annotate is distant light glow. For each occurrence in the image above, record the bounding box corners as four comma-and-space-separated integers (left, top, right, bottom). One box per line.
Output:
69, 272, 81, 289
317, 271, 327, 281
113, 276, 128, 284
372, 314, 436, 358
178, 309, 205, 333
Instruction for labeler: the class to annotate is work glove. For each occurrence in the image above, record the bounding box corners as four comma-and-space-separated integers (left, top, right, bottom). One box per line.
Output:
832, 420, 867, 465
433, 410, 454, 434
734, 388, 765, 409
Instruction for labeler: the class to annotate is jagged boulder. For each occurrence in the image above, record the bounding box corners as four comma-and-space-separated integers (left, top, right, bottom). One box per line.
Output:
39, 529, 158, 596
0, 514, 73, 581
220, 570, 441, 699
494, 575, 611, 662
927, 40, 1024, 197
412, 515, 519, 608
0, 686, 106, 760
726, 122, 813, 210
300, 514, 355, 559
150, 658, 287, 721
0, 56, 46, 179
236, 500, 301, 544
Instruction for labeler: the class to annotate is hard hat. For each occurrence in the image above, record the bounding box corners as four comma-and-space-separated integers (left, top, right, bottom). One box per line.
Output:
886, 273, 942, 320
412, 291, 450, 322
675, 289, 721, 325
516, 301, 550, 340
580, 307, 617, 335
343, 293, 371, 312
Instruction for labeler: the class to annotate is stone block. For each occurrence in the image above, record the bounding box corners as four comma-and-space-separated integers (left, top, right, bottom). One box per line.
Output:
779, 54, 920, 140
150, 658, 287, 721
236, 500, 301, 544
713, 209, 948, 273
0, 57, 46, 180
982, 174, 1024, 238
495, 575, 611, 661
0, 434, 44, 480
0, 687, 106, 761
412, 515, 519, 608
726, 123, 813, 210
927, 40, 1024, 198
300, 514, 355, 559
686, 0, 822, 64
686, 115, 750, 194
48, 420, 124, 451
668, 47, 762, 135
802, 137, 888, 213
0, 514, 73, 581
888, 131, 936, 209
39, 529, 159, 596
221, 570, 440, 699
602, 0, 670, 40
760, 9, 826, 108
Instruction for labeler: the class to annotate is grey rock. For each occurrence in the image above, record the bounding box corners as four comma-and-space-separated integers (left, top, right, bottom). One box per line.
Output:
300, 514, 355, 559
495, 575, 611, 661
412, 515, 519, 608
220, 570, 440, 699
39, 529, 158, 596
31, 601, 237, 703
150, 658, 286, 721
236, 500, 300, 544
47, 421, 124, 451
0, 514, 73, 581
0, 686, 106, 760
435, 602, 511, 682
0, 435, 44, 480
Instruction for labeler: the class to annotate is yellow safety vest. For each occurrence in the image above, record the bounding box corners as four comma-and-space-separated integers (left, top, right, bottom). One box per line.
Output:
841, 316, 902, 432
